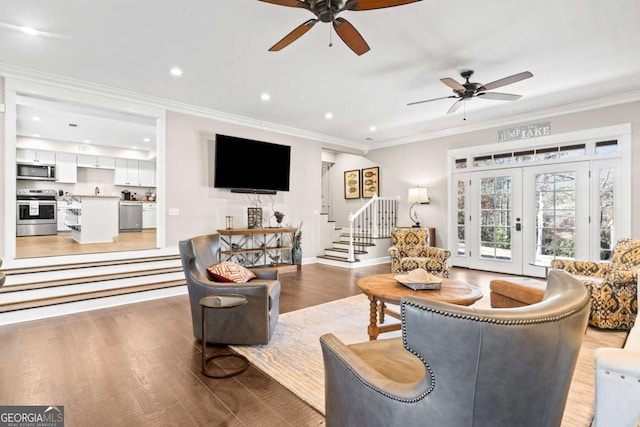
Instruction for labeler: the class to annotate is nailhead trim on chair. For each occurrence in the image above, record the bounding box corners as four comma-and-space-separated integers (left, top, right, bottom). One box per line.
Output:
402, 299, 584, 325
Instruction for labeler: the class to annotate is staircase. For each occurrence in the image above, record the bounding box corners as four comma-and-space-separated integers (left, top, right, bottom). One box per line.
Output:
0, 254, 186, 325
317, 195, 398, 268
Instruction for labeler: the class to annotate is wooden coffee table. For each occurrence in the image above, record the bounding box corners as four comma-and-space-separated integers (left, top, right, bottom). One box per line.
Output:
357, 273, 483, 340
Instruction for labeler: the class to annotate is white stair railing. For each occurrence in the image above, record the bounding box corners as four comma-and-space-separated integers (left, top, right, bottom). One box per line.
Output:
347, 195, 398, 262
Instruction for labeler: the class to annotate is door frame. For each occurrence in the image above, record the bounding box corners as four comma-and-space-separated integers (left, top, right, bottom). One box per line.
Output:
447, 123, 631, 276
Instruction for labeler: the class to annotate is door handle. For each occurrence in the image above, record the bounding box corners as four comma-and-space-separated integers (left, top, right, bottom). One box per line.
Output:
516, 223, 522, 231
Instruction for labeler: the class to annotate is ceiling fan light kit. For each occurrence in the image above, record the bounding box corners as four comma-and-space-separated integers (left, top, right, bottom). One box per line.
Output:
408, 70, 534, 116
260, 0, 422, 55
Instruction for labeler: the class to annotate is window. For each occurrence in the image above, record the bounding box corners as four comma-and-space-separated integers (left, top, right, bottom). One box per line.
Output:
599, 168, 615, 260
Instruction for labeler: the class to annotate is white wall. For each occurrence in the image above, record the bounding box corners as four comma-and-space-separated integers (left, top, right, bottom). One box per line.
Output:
165, 111, 325, 257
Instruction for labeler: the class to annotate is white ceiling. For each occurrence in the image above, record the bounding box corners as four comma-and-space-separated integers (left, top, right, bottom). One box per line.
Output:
2, 0, 640, 151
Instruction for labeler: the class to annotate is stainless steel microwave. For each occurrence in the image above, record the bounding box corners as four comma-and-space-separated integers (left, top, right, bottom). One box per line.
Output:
17, 163, 56, 181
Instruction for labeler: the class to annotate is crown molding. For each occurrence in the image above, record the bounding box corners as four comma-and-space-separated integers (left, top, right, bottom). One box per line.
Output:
0, 63, 365, 151
367, 89, 640, 150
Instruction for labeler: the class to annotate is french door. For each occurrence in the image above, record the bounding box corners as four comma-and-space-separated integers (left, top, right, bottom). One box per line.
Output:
458, 161, 590, 276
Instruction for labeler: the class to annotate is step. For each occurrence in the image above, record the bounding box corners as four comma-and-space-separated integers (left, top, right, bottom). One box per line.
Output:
316, 255, 360, 263
0, 255, 186, 318
0, 280, 185, 313
324, 247, 367, 255
3, 254, 181, 275
332, 241, 377, 248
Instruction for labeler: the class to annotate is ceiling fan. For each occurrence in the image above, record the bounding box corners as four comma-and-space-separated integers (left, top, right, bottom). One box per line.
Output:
407, 70, 534, 114
259, 0, 422, 56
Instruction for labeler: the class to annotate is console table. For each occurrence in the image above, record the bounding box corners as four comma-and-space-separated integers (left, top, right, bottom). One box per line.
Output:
217, 227, 296, 268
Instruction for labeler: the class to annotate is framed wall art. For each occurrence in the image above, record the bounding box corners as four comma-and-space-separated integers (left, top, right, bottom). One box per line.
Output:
362, 166, 380, 198
344, 169, 361, 199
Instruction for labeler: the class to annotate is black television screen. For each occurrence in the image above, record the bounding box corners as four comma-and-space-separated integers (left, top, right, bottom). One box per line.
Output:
214, 134, 291, 193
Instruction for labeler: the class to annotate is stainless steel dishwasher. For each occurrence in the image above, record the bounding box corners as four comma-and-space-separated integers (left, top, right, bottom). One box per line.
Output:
119, 201, 143, 232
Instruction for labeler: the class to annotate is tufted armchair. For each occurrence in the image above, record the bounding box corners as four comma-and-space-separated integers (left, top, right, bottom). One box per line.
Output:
179, 234, 281, 345
320, 270, 590, 427
388, 227, 451, 277
552, 238, 639, 330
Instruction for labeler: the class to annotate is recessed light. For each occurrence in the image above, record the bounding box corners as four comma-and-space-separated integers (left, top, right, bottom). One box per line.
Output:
261, 93, 271, 101
84, 140, 91, 144
143, 138, 150, 142
369, 126, 377, 132
32, 116, 41, 121
33, 134, 40, 138
325, 112, 333, 119
132, 146, 138, 149
21, 26, 39, 36
170, 67, 183, 77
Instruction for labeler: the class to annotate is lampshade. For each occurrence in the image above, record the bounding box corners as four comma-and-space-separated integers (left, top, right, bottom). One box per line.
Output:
407, 187, 429, 204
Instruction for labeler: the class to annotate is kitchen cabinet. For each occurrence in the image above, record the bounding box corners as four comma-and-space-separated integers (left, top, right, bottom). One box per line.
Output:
66, 196, 119, 243
142, 202, 157, 228
138, 160, 155, 187
77, 154, 116, 169
57, 203, 82, 232
115, 159, 155, 186
55, 152, 77, 183
17, 149, 56, 165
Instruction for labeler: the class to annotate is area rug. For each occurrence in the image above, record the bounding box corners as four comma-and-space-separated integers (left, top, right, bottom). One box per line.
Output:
230, 294, 627, 424
230, 294, 391, 414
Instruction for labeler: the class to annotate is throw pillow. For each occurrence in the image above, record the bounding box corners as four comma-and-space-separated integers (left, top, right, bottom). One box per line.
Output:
207, 261, 256, 283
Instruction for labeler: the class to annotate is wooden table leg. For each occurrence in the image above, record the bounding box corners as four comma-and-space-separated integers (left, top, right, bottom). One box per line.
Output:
367, 296, 379, 340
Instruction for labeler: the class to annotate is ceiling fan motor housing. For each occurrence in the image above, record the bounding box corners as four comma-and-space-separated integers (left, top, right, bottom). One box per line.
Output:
312, 0, 343, 22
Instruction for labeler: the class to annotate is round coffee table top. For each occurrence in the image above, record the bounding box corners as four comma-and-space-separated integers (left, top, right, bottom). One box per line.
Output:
357, 273, 483, 306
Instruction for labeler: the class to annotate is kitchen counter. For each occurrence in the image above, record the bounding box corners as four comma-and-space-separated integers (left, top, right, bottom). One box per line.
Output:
65, 196, 119, 243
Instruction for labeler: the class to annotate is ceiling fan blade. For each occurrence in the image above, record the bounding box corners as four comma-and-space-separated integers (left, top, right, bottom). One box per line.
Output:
407, 95, 456, 106
259, 0, 309, 8
447, 99, 464, 114
481, 71, 533, 91
268, 19, 317, 51
476, 92, 522, 101
440, 77, 465, 92
345, 0, 422, 11
333, 18, 370, 56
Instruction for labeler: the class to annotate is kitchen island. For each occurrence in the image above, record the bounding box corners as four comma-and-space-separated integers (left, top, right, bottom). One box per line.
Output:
64, 195, 120, 243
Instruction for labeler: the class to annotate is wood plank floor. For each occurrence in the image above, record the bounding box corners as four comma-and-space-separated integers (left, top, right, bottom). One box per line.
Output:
0, 263, 626, 426
15, 229, 157, 259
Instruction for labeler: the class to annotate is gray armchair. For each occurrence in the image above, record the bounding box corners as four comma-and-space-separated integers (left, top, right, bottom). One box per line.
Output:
179, 234, 280, 345
320, 270, 590, 427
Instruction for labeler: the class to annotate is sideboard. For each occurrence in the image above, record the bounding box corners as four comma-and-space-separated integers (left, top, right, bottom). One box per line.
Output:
217, 227, 296, 269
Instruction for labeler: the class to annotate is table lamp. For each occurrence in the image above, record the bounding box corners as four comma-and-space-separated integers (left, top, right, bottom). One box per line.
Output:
407, 187, 430, 227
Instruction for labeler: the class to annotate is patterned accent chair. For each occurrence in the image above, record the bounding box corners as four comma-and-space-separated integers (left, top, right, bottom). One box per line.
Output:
552, 238, 640, 330
388, 227, 451, 277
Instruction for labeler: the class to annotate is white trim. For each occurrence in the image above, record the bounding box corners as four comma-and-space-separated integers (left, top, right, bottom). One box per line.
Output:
0, 286, 187, 326
0, 63, 363, 150
447, 124, 632, 271
370, 92, 640, 149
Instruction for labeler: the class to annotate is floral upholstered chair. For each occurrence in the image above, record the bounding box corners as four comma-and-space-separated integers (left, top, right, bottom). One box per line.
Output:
389, 227, 451, 277
552, 238, 640, 330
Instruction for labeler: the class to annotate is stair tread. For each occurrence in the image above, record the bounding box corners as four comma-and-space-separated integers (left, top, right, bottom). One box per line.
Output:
333, 241, 377, 247
324, 248, 367, 254
0, 266, 184, 293
3, 254, 180, 276
0, 280, 186, 313
316, 255, 360, 263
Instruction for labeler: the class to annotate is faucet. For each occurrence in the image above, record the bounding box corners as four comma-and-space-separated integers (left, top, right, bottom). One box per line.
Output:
95, 186, 100, 196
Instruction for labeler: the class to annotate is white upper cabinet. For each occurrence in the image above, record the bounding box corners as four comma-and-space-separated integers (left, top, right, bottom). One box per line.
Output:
17, 149, 56, 165
77, 155, 116, 169
115, 159, 139, 186
138, 160, 155, 187
55, 152, 77, 183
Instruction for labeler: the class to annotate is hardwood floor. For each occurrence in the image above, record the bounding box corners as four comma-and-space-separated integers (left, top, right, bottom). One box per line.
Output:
0, 264, 626, 426
15, 229, 157, 259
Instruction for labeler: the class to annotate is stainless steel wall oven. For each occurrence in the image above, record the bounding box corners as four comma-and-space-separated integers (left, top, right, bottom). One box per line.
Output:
16, 189, 57, 236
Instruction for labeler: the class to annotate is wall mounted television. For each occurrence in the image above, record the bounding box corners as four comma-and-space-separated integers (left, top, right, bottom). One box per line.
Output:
213, 134, 291, 194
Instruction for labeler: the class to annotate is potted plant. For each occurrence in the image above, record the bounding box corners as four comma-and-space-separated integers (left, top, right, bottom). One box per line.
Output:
292, 222, 302, 265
